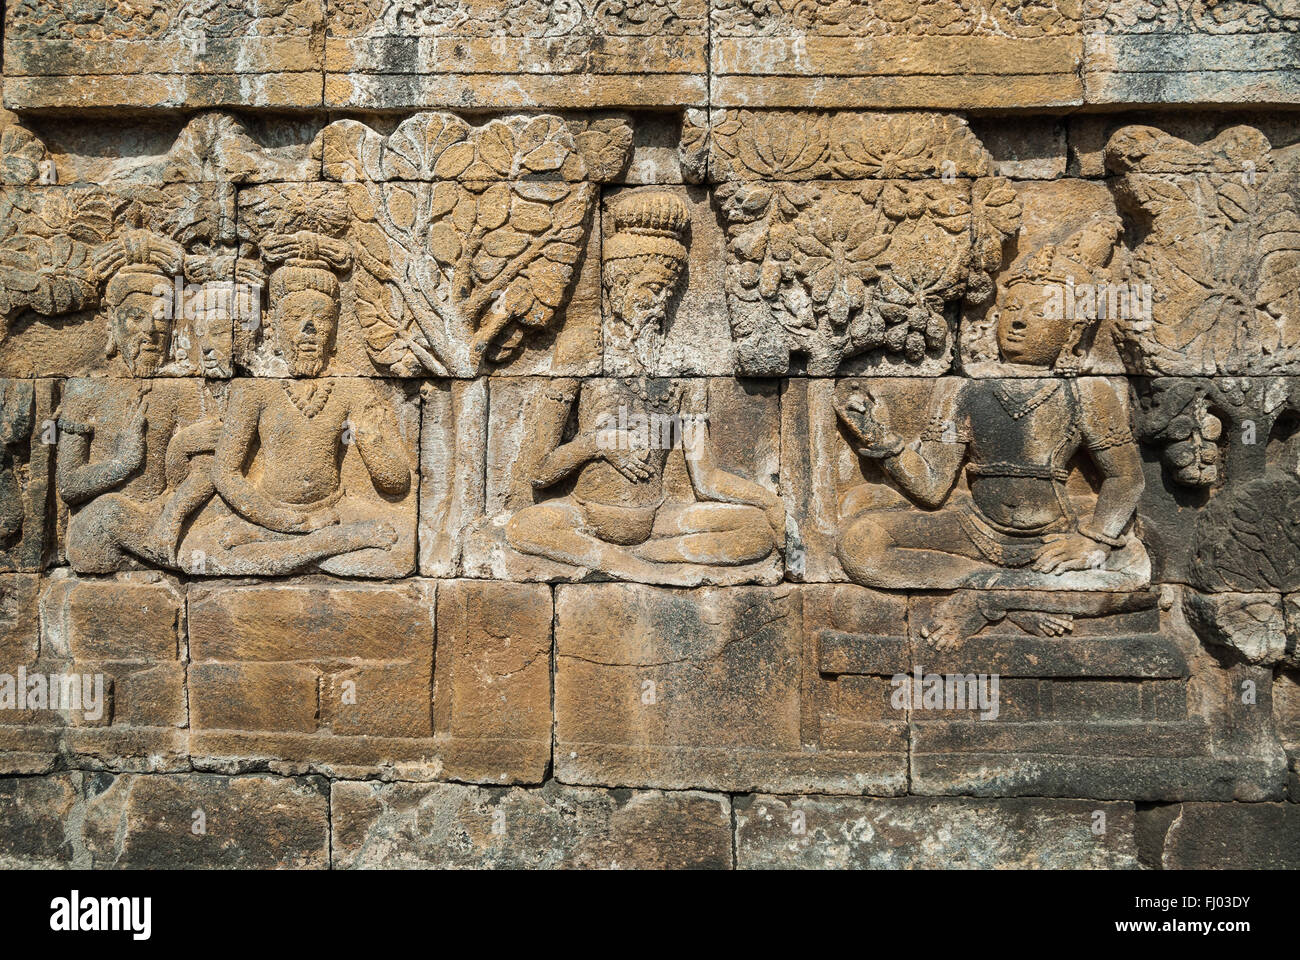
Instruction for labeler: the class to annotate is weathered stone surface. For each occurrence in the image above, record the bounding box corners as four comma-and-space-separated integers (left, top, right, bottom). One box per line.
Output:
324, 1, 708, 110
57, 377, 419, 579
0, 770, 329, 868
691, 110, 1021, 376
785, 377, 1149, 590
735, 796, 1138, 869
710, 2, 1083, 109
1084, 3, 1300, 106
311, 112, 629, 378
4, 1, 325, 110
960, 180, 1128, 377
0, 380, 55, 572
1105, 126, 1300, 376
1135, 377, 1300, 593
0, 574, 186, 774
466, 375, 785, 586
900, 586, 1281, 800
81, 772, 329, 869
188, 578, 436, 770
1183, 591, 1290, 665
555, 583, 908, 794
332, 780, 731, 869
188, 578, 550, 782
2, 0, 1299, 872
1154, 802, 1300, 869
433, 579, 552, 783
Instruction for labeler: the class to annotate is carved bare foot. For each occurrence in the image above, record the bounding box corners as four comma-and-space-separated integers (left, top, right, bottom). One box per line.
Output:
1007, 610, 1075, 637
919, 592, 991, 652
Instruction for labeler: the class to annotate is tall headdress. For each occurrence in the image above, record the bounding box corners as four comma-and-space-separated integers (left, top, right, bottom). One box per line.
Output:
604, 191, 690, 264
1001, 214, 1123, 375
94, 229, 185, 308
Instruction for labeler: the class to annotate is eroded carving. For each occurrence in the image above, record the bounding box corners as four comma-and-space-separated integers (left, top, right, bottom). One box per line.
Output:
696, 110, 1019, 375
0, 379, 55, 572
321, 112, 630, 376
1136, 376, 1300, 593
502, 191, 785, 584
332, 0, 706, 35
830, 294, 1149, 639
712, 0, 1080, 35
1105, 124, 1300, 376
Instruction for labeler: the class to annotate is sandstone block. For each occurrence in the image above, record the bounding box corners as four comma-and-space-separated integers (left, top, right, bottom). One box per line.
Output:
710, 4, 1083, 109
736, 796, 1138, 869
1155, 802, 1300, 869
555, 583, 908, 794
81, 773, 329, 869
323, 0, 707, 110
3, 1, 325, 110
332, 780, 732, 869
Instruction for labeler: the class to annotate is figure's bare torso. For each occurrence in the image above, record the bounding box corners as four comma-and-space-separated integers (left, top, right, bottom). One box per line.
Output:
255, 380, 350, 506
67, 378, 205, 500
960, 380, 1083, 532
572, 379, 684, 508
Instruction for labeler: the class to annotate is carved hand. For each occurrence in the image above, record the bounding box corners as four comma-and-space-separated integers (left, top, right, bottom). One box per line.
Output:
835, 391, 897, 455
593, 428, 653, 483
117, 400, 150, 468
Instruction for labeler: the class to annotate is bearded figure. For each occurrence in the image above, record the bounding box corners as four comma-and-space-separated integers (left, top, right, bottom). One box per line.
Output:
601, 191, 690, 376
93, 229, 186, 377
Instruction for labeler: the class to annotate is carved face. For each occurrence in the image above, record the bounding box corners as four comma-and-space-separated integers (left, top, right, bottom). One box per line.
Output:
110, 289, 172, 377
996, 281, 1075, 367
608, 258, 683, 334
274, 290, 337, 377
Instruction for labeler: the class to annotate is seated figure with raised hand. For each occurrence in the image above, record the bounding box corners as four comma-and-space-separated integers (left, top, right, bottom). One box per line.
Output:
505, 191, 786, 585
834, 218, 1149, 648
189, 229, 414, 575
58, 230, 221, 572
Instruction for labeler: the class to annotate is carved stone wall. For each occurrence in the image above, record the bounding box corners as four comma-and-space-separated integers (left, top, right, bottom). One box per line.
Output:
1, 1, 1298, 871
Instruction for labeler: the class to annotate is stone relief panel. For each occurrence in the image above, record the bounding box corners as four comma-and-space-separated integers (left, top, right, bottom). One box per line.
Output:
324, 0, 708, 109
0, 113, 315, 380
784, 376, 1149, 592
710, 0, 1083, 110
686, 110, 1022, 376
3, 0, 325, 110
0, 380, 56, 573
965, 123, 1300, 380
1105, 124, 1300, 376
56, 374, 420, 579
317, 112, 630, 378
443, 187, 788, 585
1085, 0, 1300, 105
960, 182, 1130, 377
0, 111, 627, 381
1134, 376, 1300, 593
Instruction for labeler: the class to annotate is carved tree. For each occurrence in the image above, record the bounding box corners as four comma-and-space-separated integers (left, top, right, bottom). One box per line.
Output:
1106, 124, 1300, 375
320, 112, 631, 376
699, 110, 1019, 374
